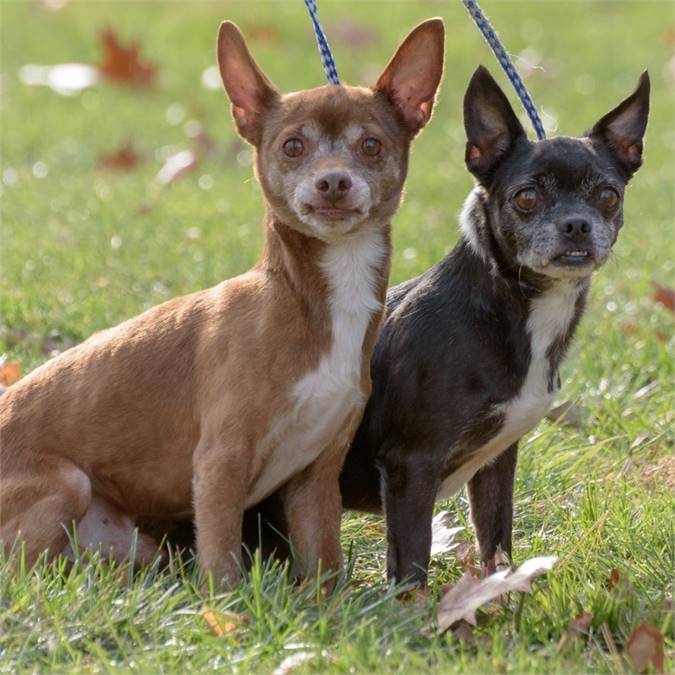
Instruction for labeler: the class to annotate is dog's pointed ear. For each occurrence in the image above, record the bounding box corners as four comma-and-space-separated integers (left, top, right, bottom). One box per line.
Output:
375, 18, 445, 135
463, 65, 526, 183
217, 21, 280, 146
589, 71, 650, 179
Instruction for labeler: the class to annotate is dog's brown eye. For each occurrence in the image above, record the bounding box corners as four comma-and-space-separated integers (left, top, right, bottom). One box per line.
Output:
283, 138, 304, 158
361, 137, 382, 157
599, 187, 619, 208
514, 188, 539, 211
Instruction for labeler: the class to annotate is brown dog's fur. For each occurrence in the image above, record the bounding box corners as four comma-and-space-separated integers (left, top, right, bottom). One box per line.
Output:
0, 19, 444, 587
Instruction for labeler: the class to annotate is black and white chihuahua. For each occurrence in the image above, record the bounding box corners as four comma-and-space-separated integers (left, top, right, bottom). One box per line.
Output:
237, 65, 650, 586
336, 65, 650, 585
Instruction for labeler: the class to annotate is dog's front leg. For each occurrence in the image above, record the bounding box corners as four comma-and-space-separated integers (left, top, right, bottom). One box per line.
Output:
466, 442, 518, 572
193, 445, 249, 590
379, 451, 440, 587
281, 445, 345, 591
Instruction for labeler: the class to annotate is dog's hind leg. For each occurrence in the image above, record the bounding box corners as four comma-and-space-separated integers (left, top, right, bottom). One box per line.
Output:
63, 494, 163, 566
1, 458, 91, 568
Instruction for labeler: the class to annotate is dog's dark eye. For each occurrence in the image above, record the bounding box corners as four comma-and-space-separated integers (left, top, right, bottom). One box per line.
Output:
599, 187, 619, 208
283, 138, 304, 158
514, 188, 539, 212
361, 137, 382, 157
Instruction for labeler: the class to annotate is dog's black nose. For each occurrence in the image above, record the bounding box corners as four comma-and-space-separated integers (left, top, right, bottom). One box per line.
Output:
315, 172, 352, 201
558, 218, 591, 242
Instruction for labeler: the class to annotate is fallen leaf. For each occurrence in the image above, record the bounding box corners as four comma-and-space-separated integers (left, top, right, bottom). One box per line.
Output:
98, 143, 140, 171
607, 568, 620, 591
156, 150, 198, 185
624, 623, 665, 674
430, 511, 464, 556
201, 606, 250, 637
558, 611, 593, 650
652, 282, 675, 314
99, 27, 156, 86
437, 555, 558, 633
19, 63, 99, 96
0, 359, 21, 386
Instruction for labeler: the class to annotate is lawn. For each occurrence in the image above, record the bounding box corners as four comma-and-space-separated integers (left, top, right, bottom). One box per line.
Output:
1, 0, 673, 672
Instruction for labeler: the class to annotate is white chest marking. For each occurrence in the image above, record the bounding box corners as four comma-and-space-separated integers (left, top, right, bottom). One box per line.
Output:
437, 283, 581, 501
247, 228, 386, 506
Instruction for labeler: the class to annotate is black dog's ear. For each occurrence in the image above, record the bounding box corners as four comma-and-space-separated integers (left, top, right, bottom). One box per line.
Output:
463, 65, 526, 183
589, 71, 650, 179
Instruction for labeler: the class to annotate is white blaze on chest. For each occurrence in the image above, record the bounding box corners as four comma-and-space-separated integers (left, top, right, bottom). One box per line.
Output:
437, 282, 581, 501
247, 228, 386, 506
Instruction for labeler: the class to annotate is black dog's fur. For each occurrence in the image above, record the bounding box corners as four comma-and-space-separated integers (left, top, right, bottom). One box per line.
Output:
207, 67, 650, 586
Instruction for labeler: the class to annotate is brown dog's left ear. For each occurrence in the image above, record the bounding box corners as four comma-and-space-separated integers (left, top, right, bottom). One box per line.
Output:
375, 18, 445, 135
590, 71, 650, 179
217, 21, 280, 146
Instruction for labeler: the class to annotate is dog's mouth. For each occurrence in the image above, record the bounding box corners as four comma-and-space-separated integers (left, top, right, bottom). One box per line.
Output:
304, 205, 362, 222
550, 248, 595, 267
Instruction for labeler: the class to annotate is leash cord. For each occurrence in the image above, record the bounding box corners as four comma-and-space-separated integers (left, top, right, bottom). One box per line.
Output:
302, 0, 545, 140
462, 0, 546, 140
303, 0, 340, 85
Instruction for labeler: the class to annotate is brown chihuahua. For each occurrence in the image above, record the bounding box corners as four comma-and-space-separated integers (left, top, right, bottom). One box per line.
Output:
0, 19, 444, 588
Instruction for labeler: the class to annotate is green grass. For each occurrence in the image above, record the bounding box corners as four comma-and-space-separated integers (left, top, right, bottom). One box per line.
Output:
1, 0, 674, 672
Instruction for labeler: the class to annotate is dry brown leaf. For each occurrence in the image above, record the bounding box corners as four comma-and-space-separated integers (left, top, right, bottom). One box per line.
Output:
558, 611, 593, 650
156, 150, 198, 185
437, 555, 558, 633
624, 623, 665, 674
607, 568, 620, 591
652, 282, 675, 314
0, 359, 21, 386
99, 27, 156, 86
430, 511, 464, 556
201, 606, 250, 637
98, 143, 140, 171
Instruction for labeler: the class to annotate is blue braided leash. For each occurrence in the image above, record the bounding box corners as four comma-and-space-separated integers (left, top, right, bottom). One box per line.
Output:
462, 0, 546, 140
303, 0, 340, 85
302, 0, 545, 139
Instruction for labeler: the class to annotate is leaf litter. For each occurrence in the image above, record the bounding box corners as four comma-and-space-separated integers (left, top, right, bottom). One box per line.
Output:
624, 623, 666, 674
201, 606, 250, 637
437, 555, 558, 633
0, 358, 21, 386
19, 27, 155, 95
